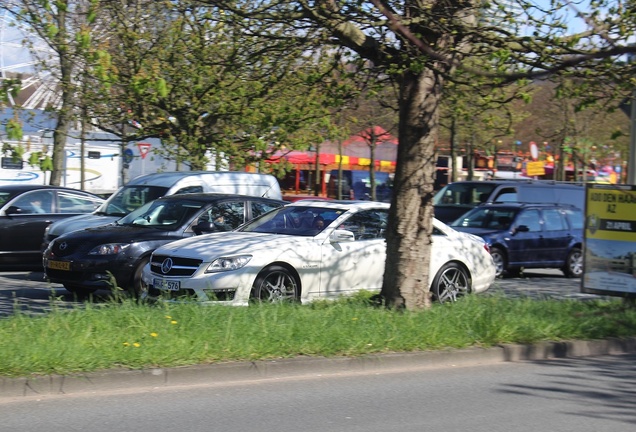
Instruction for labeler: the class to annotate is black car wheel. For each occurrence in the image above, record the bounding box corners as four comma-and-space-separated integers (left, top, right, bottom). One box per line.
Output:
130, 257, 150, 299
251, 265, 299, 303
431, 262, 470, 303
563, 247, 583, 278
489, 247, 506, 278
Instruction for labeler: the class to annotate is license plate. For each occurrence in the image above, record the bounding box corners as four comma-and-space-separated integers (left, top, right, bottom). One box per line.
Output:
153, 278, 180, 291
48, 260, 71, 271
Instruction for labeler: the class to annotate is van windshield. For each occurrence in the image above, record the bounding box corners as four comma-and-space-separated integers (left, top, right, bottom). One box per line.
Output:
94, 186, 170, 217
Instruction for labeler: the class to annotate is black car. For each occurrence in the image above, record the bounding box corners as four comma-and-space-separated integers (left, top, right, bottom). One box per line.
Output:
0, 184, 104, 270
449, 202, 584, 278
43, 194, 285, 296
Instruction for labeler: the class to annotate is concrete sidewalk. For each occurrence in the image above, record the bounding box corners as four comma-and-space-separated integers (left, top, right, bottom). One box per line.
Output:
2, 337, 636, 399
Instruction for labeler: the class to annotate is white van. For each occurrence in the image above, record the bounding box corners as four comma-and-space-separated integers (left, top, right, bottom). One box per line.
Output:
43, 171, 282, 245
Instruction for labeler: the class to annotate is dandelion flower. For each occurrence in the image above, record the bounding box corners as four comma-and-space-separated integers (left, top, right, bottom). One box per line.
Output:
133, 342, 141, 348
165, 315, 172, 319
171, 320, 177, 325
123, 342, 130, 347
150, 332, 158, 337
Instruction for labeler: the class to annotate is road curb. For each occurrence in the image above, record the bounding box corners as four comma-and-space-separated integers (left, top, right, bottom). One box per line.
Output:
2, 337, 636, 399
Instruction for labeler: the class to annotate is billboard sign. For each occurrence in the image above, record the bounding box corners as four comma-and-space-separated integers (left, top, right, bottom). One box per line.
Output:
582, 183, 636, 298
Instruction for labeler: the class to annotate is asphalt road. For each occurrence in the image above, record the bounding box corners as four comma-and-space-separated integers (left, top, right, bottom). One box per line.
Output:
2, 353, 635, 432
0, 268, 609, 317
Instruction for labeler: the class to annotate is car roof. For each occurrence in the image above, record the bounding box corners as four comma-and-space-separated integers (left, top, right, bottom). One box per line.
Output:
285, 200, 390, 211
477, 202, 579, 210
153, 193, 285, 203
0, 184, 103, 197
444, 180, 584, 188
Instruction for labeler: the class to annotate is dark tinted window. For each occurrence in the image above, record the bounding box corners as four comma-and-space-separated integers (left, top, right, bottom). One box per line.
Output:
492, 187, 518, 203
102, 185, 169, 216
515, 209, 541, 231
175, 186, 204, 194
58, 191, 103, 213
434, 182, 499, 206
12, 190, 54, 214
212, 201, 245, 229
251, 201, 282, 219
340, 209, 388, 240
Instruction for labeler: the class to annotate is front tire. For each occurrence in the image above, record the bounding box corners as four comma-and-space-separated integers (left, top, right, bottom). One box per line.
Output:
563, 247, 583, 278
251, 265, 299, 303
129, 257, 150, 299
431, 262, 470, 303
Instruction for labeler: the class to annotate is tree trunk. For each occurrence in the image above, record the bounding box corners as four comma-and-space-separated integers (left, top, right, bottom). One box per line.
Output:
50, 6, 72, 186
381, 68, 440, 310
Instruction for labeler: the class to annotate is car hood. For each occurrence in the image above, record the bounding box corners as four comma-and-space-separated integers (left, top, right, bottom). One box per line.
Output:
154, 231, 316, 260
449, 227, 505, 237
57, 224, 182, 244
47, 214, 120, 236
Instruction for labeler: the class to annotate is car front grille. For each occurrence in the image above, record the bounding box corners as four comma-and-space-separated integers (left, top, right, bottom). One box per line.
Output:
50, 238, 84, 257
148, 287, 236, 302
150, 255, 202, 277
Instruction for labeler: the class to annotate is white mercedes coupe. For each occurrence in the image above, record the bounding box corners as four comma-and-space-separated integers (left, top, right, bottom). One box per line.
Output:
143, 201, 495, 305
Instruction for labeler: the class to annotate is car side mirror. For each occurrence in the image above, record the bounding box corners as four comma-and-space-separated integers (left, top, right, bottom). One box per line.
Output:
193, 220, 216, 235
512, 225, 529, 235
330, 229, 355, 243
5, 206, 24, 215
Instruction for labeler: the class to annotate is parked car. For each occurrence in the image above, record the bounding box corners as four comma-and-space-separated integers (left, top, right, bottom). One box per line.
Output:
0, 185, 104, 270
433, 179, 585, 223
42, 194, 286, 296
42, 171, 283, 249
449, 202, 584, 278
282, 195, 334, 203
143, 201, 495, 305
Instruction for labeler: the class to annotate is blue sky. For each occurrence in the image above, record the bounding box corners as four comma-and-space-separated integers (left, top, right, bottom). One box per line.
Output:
0, 1, 599, 75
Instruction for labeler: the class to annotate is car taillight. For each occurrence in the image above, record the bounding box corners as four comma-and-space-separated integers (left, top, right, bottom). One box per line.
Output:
483, 244, 490, 253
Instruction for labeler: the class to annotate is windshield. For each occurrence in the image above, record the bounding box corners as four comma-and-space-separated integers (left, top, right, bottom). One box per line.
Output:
240, 206, 345, 236
433, 182, 498, 206
450, 207, 518, 230
117, 199, 205, 228
0, 191, 21, 207
96, 185, 170, 217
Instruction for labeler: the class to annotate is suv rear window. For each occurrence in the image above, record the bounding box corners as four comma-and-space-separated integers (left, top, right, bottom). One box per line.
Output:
563, 208, 584, 229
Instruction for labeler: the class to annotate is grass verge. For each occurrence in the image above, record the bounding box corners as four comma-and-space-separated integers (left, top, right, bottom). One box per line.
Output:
1, 292, 635, 378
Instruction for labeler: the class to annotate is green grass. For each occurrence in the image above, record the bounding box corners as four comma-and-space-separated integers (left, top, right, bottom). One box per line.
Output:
1, 292, 635, 378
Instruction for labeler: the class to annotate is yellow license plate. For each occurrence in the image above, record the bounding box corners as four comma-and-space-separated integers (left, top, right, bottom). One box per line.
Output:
48, 260, 71, 271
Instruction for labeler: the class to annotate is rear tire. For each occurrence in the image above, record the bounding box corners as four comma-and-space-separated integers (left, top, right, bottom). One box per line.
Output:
431, 262, 470, 303
251, 265, 299, 303
563, 247, 583, 278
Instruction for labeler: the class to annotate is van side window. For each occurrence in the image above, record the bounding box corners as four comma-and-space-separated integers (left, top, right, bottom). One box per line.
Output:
175, 186, 204, 194
542, 209, 566, 231
493, 187, 517, 203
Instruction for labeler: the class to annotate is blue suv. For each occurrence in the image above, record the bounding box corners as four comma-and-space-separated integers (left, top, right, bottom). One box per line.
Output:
449, 203, 583, 278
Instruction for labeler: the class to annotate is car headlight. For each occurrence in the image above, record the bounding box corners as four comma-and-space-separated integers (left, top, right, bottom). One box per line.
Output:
88, 243, 130, 255
206, 255, 252, 273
